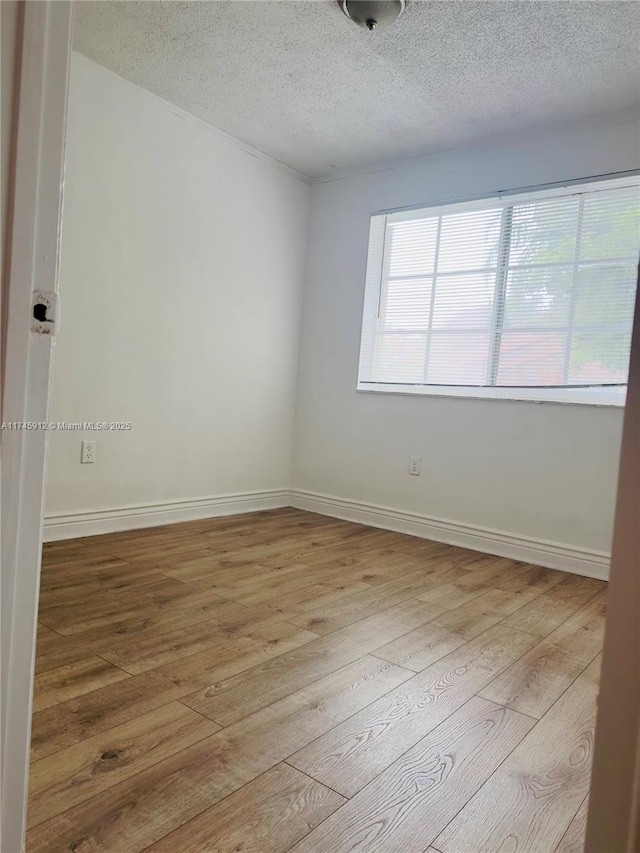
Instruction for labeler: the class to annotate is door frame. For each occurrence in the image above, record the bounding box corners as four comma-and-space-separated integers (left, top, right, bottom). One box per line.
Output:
1, 3, 72, 851
585, 276, 640, 853
1, 4, 639, 852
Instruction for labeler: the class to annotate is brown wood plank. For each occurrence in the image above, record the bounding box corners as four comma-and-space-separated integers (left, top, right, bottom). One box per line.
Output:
32, 657, 130, 713
429, 604, 504, 639
37, 576, 194, 634
30, 621, 315, 761
463, 587, 543, 616
37, 568, 168, 607
371, 608, 508, 689
479, 640, 586, 718
28, 509, 606, 853
542, 593, 607, 665
26, 656, 411, 853
288, 626, 538, 797
455, 559, 530, 588
33, 592, 233, 675
343, 546, 451, 586
180, 599, 442, 725
374, 621, 471, 672
27, 702, 220, 828
498, 564, 566, 594
143, 763, 345, 853
287, 568, 459, 634
434, 656, 600, 853
36, 624, 62, 642
209, 566, 333, 604
153, 620, 318, 688
98, 603, 313, 675
268, 580, 373, 618
555, 796, 589, 853
287, 697, 534, 853
30, 671, 186, 761
502, 574, 605, 637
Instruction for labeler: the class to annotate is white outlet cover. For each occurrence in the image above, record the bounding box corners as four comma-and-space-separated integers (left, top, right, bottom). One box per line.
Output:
81, 440, 96, 464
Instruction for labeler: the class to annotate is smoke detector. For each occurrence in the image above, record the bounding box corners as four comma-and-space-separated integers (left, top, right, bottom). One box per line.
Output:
339, 0, 406, 31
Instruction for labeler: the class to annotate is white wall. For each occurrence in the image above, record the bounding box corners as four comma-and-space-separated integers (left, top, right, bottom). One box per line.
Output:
45, 55, 309, 516
47, 57, 638, 564
292, 119, 640, 556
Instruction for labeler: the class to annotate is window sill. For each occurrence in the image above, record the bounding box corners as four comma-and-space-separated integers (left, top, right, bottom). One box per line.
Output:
356, 382, 627, 407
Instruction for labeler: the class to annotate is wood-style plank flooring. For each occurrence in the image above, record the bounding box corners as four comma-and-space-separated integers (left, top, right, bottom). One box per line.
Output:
27, 508, 606, 853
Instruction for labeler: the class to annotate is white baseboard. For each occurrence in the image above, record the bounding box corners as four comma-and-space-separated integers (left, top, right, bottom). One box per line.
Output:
42, 489, 290, 542
43, 486, 610, 580
289, 489, 610, 581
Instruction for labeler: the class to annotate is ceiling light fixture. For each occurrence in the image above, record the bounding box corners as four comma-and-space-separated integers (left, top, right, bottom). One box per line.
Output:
339, 0, 406, 31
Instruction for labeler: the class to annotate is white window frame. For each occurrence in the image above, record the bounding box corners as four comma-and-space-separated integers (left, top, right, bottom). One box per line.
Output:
357, 173, 640, 406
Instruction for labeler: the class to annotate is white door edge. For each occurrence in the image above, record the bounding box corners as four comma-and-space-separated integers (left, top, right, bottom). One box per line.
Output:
0, 4, 71, 851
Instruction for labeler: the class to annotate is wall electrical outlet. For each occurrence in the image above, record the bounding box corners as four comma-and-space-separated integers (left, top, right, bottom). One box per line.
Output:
81, 440, 96, 464
408, 456, 421, 476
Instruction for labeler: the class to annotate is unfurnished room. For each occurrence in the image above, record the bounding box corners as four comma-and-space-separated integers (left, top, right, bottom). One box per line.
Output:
1, 1, 640, 852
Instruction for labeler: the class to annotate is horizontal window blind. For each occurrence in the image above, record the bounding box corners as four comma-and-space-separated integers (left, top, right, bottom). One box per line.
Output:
358, 177, 640, 400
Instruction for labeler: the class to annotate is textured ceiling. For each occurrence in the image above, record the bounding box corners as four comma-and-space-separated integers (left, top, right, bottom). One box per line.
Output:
73, 1, 640, 180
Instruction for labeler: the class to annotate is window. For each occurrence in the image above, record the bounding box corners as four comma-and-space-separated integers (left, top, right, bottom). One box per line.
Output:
357, 176, 640, 405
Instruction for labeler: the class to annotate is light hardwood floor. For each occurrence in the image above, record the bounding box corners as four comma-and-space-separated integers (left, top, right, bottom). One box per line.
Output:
27, 508, 606, 853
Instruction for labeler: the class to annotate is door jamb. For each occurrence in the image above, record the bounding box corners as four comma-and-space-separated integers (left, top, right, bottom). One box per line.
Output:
1, 3, 72, 851
585, 275, 640, 853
